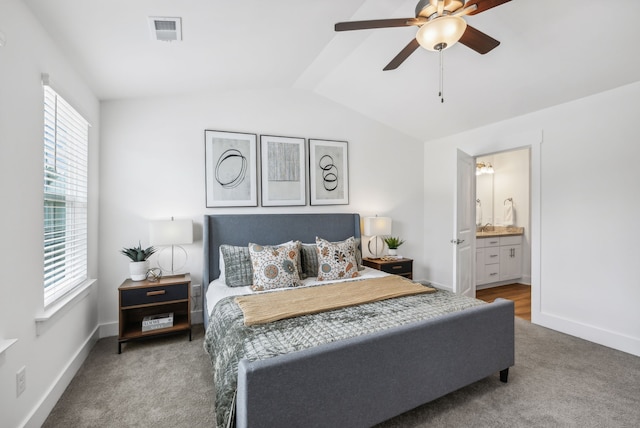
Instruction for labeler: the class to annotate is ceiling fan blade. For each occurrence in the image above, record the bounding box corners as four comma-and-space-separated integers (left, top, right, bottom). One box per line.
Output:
335, 18, 421, 32
465, 0, 511, 15
459, 25, 500, 54
383, 38, 420, 71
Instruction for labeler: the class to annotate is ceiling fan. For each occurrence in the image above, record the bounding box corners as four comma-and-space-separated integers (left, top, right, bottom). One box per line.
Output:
335, 0, 511, 71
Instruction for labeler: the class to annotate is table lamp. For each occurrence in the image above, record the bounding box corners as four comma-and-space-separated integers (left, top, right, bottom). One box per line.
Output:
363, 216, 392, 258
149, 217, 193, 275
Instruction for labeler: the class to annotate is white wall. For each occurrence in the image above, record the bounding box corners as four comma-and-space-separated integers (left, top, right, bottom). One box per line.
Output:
0, 1, 100, 427
98, 88, 426, 330
423, 81, 640, 357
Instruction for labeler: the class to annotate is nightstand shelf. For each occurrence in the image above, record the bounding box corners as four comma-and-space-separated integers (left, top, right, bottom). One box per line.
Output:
118, 274, 191, 353
363, 257, 413, 279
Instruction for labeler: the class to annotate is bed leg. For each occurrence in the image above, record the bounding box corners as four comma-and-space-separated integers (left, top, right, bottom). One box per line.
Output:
500, 368, 509, 383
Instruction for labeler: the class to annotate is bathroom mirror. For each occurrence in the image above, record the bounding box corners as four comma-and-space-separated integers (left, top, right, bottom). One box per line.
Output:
476, 165, 494, 226
475, 148, 530, 227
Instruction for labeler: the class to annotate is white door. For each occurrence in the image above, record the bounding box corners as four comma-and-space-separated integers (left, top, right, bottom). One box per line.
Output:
454, 149, 475, 297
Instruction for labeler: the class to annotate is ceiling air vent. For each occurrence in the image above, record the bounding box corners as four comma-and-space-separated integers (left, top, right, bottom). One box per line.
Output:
149, 17, 182, 42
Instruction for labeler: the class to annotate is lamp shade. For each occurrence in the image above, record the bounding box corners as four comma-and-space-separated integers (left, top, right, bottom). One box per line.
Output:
149, 219, 193, 246
416, 15, 467, 51
363, 217, 392, 236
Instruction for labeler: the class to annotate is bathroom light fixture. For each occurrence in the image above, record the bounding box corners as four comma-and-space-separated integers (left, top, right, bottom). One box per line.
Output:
149, 217, 193, 275
476, 162, 494, 176
364, 216, 392, 258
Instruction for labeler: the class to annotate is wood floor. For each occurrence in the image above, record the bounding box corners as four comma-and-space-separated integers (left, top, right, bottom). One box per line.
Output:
476, 283, 531, 321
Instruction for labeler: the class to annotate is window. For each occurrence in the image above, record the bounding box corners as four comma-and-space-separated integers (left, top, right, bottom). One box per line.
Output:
43, 84, 89, 307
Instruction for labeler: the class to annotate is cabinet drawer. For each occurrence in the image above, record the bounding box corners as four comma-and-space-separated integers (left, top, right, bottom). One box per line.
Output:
121, 283, 188, 307
500, 235, 522, 246
484, 247, 500, 264
483, 238, 501, 247
485, 264, 500, 281
379, 260, 412, 275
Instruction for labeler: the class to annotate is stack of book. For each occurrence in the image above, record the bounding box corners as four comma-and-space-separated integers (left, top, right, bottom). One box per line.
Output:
142, 312, 174, 332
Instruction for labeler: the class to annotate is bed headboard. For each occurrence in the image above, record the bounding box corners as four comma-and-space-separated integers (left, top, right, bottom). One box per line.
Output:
203, 213, 361, 288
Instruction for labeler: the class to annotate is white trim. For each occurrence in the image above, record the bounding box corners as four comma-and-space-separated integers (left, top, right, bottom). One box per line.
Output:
536, 312, 640, 357
423, 279, 452, 292
36, 279, 97, 336
191, 309, 203, 325
19, 325, 99, 428
0, 338, 18, 358
99, 321, 118, 338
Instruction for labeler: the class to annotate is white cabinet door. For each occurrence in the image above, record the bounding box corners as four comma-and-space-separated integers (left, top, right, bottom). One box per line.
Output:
500, 244, 522, 281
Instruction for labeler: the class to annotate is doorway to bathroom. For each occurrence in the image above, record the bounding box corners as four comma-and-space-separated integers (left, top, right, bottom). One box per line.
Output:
475, 147, 532, 315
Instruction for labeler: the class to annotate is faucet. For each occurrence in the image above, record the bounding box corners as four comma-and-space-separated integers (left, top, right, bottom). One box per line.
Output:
481, 223, 493, 232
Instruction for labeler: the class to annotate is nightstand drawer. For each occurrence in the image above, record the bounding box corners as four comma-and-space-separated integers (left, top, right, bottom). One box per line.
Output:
121, 283, 188, 307
378, 260, 412, 275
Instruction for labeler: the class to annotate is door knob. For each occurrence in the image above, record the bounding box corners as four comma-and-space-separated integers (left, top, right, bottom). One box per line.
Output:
450, 239, 465, 245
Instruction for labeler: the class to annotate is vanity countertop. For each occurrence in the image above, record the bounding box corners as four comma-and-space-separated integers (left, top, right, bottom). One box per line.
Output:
476, 226, 524, 238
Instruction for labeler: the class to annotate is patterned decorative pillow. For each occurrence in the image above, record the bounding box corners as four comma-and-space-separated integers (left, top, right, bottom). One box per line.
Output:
249, 241, 302, 291
301, 240, 364, 277
220, 245, 253, 287
315, 236, 360, 281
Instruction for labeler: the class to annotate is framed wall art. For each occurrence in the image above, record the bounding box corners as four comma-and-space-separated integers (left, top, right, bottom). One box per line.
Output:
205, 130, 257, 207
260, 135, 306, 206
309, 139, 349, 205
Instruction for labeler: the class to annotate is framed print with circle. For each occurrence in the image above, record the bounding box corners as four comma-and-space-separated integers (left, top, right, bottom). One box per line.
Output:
260, 135, 306, 206
309, 139, 349, 205
205, 130, 257, 207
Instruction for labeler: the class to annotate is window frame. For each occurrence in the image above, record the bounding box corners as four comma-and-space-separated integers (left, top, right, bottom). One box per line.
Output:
43, 83, 90, 308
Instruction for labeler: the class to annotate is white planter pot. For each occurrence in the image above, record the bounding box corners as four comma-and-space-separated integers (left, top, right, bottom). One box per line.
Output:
129, 261, 148, 281
388, 249, 398, 256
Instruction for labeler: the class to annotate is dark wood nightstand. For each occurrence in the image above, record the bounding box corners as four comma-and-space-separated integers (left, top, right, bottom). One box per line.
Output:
362, 258, 413, 279
118, 273, 191, 353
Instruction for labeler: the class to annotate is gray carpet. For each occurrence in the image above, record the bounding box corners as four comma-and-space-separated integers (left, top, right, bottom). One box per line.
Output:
43, 319, 640, 427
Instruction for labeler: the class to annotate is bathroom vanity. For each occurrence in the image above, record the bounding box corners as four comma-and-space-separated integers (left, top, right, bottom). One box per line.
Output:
476, 227, 524, 287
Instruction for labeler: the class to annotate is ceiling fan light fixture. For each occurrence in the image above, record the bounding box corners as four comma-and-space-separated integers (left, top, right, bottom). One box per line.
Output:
416, 15, 467, 51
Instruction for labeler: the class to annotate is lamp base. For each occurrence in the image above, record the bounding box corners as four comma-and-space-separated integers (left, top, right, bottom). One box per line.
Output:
156, 245, 188, 275
367, 236, 386, 258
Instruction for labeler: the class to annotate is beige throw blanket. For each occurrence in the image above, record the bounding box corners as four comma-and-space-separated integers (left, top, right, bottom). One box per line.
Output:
235, 276, 437, 326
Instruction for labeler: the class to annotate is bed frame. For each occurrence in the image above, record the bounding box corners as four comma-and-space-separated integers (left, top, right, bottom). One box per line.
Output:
203, 213, 514, 427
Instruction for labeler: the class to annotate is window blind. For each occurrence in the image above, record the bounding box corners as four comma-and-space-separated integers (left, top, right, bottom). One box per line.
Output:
43, 84, 89, 307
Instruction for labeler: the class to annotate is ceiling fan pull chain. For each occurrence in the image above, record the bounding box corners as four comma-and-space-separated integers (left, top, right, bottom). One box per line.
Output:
439, 47, 444, 103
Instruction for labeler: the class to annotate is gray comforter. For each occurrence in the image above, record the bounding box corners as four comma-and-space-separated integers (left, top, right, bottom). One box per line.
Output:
203, 287, 484, 427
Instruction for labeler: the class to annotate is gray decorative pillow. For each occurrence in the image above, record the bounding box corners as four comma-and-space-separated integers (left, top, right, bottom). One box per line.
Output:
300, 244, 319, 278
315, 236, 360, 281
220, 245, 253, 287
249, 241, 302, 291
354, 238, 365, 271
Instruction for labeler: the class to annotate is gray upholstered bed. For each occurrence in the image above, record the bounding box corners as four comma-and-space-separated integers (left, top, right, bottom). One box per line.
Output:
203, 213, 514, 427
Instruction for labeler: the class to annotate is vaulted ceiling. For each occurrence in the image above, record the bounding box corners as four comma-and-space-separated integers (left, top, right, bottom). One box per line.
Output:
23, 0, 640, 141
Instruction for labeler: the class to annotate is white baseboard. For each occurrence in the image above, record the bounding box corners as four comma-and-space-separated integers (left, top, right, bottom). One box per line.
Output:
191, 309, 203, 325
420, 279, 451, 292
22, 325, 100, 428
533, 312, 640, 357
99, 321, 118, 338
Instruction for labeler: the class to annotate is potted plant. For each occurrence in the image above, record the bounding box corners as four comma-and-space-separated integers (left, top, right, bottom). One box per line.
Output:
121, 242, 156, 281
383, 236, 405, 256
